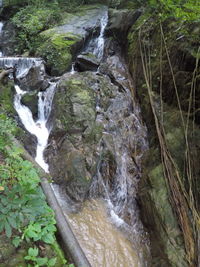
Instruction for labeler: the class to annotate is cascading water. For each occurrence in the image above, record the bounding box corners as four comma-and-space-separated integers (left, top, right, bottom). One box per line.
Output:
70, 62, 76, 74
5, 7, 150, 266
52, 10, 150, 265
85, 9, 108, 60
0, 21, 3, 57
93, 10, 108, 59
14, 81, 56, 172
0, 57, 44, 78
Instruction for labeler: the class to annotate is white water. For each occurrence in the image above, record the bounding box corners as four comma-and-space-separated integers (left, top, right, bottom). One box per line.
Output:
93, 10, 108, 59
70, 62, 75, 74
0, 57, 44, 78
14, 83, 56, 172
85, 9, 108, 60
0, 21, 3, 57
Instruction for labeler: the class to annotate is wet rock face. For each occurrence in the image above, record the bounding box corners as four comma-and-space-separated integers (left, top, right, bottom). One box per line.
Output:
0, 21, 16, 56
46, 53, 147, 224
105, 8, 141, 44
76, 53, 100, 72
21, 91, 38, 118
17, 65, 49, 92
45, 71, 108, 201
46, 72, 103, 201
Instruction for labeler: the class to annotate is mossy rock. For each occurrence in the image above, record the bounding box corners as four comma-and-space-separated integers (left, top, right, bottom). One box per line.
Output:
21, 91, 38, 118
36, 5, 107, 75
54, 72, 96, 135
139, 154, 187, 266
0, 80, 16, 116
37, 31, 81, 75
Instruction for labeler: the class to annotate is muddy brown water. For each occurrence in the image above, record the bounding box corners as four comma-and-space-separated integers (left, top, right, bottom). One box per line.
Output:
66, 199, 140, 267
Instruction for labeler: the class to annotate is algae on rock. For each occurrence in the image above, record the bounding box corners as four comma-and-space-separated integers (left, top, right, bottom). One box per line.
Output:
37, 31, 80, 75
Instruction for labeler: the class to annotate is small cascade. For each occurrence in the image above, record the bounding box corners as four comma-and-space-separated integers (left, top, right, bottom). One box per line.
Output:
93, 10, 108, 59
90, 92, 148, 249
0, 21, 3, 57
14, 82, 56, 172
70, 62, 76, 74
85, 9, 108, 60
0, 57, 44, 78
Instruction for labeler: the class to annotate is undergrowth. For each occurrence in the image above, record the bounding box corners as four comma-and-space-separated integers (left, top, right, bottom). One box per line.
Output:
0, 113, 70, 266
11, 3, 61, 54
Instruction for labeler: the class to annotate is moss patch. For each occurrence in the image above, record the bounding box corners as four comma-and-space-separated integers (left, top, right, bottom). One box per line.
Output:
0, 80, 16, 115
37, 31, 81, 75
55, 74, 96, 133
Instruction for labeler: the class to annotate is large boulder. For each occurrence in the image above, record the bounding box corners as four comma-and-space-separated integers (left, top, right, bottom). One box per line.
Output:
76, 53, 100, 72
0, 21, 16, 56
21, 90, 38, 118
46, 54, 147, 216
46, 72, 101, 201
17, 65, 49, 92
0, 57, 48, 92
37, 5, 107, 75
105, 8, 141, 43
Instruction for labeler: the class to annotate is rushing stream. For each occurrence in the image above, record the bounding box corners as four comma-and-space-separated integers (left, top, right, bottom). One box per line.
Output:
1, 7, 150, 266
14, 82, 56, 172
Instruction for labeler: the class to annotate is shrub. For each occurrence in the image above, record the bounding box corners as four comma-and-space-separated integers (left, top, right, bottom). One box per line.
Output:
11, 4, 61, 53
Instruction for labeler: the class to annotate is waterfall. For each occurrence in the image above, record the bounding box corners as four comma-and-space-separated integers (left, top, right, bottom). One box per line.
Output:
93, 10, 108, 59
6, 8, 149, 265
0, 21, 3, 57
14, 82, 56, 172
90, 93, 148, 241
70, 62, 75, 74
85, 9, 108, 60
0, 57, 44, 78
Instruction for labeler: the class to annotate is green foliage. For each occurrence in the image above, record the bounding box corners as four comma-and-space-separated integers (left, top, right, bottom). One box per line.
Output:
24, 247, 57, 267
0, 113, 70, 266
147, 0, 200, 22
36, 32, 79, 75
0, 81, 16, 115
0, 145, 56, 239
11, 4, 61, 53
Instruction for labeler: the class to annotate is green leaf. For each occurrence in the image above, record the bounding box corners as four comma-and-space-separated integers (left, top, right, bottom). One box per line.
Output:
42, 233, 55, 244
46, 224, 56, 232
26, 229, 39, 240
12, 236, 21, 248
48, 257, 57, 266
36, 257, 48, 266
7, 216, 17, 229
32, 223, 41, 232
5, 220, 12, 238
24, 255, 32, 260
0, 217, 6, 232
28, 247, 39, 257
